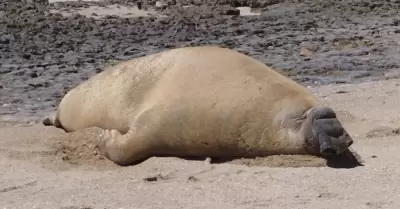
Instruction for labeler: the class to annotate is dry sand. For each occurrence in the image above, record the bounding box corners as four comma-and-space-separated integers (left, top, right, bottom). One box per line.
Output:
1, 78, 400, 208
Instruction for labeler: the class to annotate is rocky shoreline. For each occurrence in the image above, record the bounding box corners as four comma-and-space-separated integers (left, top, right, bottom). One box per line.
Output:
1, 0, 400, 122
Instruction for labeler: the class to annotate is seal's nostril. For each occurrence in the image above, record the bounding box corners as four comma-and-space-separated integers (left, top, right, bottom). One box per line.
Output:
347, 140, 353, 147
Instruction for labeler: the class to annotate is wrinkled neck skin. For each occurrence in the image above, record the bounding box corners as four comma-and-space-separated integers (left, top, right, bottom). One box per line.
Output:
274, 109, 313, 155
280, 107, 321, 155
299, 114, 320, 155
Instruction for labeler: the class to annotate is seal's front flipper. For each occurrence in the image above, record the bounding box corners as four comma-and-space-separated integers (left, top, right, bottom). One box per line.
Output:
98, 127, 152, 166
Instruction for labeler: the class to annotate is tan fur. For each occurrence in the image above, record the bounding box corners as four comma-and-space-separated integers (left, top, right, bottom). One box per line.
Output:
45, 46, 326, 166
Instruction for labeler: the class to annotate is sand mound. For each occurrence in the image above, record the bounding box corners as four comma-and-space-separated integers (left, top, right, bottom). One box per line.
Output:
0, 124, 118, 171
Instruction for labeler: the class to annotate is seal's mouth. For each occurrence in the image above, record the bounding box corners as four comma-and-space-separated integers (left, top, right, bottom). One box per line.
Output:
320, 147, 336, 156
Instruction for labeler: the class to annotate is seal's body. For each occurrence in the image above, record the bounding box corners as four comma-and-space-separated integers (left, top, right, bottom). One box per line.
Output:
44, 46, 353, 166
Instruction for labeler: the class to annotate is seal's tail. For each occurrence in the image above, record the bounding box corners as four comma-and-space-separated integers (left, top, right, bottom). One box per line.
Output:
42, 112, 64, 130
42, 116, 55, 126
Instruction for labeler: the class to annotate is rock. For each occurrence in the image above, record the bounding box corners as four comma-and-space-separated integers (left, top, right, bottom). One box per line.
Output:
226, 8, 240, 15
137, 1, 143, 10
300, 48, 313, 57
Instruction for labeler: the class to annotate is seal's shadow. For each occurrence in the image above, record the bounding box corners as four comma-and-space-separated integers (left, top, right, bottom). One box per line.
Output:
323, 149, 364, 168
177, 149, 364, 169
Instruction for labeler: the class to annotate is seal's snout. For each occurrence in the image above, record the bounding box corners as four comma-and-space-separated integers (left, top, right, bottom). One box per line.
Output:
346, 138, 353, 147
319, 132, 353, 157
305, 106, 355, 157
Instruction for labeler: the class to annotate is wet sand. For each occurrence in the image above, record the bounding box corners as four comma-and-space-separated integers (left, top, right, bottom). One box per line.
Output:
2, 0, 400, 121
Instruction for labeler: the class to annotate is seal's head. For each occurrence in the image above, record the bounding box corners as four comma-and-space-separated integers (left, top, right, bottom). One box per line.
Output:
300, 106, 353, 157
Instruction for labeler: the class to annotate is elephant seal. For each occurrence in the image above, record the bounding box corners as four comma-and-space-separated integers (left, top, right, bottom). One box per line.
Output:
43, 46, 354, 166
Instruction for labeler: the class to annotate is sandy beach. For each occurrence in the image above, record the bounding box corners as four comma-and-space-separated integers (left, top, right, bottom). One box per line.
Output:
1, 78, 400, 208
1, 0, 400, 208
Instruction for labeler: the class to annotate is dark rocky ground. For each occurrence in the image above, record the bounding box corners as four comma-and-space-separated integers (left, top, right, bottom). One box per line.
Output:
1, 0, 400, 122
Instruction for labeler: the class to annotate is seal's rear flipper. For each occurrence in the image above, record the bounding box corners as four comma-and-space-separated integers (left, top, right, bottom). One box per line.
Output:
42, 114, 56, 126
42, 113, 65, 131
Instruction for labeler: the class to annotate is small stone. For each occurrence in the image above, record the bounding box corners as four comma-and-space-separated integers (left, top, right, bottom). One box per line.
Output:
61, 155, 69, 160
336, 90, 349, 94
300, 48, 313, 57
226, 9, 240, 16
187, 176, 199, 182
